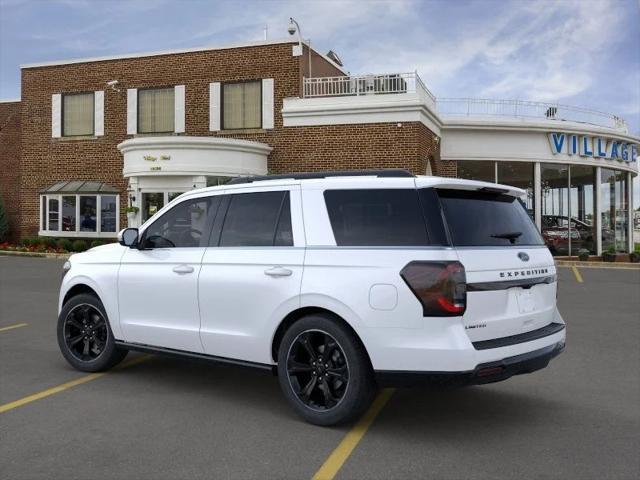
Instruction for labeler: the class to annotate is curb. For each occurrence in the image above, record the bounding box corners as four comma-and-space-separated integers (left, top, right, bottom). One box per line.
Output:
0, 250, 71, 259
555, 260, 640, 270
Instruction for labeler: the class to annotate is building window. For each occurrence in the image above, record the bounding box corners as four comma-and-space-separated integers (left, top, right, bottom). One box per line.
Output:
569, 165, 596, 255
62, 196, 76, 232
497, 162, 535, 220
541, 163, 570, 256
601, 169, 629, 253
138, 87, 175, 133
100, 195, 118, 233
457, 160, 496, 182
222, 81, 261, 130
40, 190, 119, 237
62, 92, 94, 136
79, 196, 97, 232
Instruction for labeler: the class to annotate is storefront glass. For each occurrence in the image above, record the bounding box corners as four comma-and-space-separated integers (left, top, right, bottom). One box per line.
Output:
457, 160, 495, 182
601, 169, 629, 253
541, 164, 570, 255
497, 162, 535, 220
569, 166, 596, 254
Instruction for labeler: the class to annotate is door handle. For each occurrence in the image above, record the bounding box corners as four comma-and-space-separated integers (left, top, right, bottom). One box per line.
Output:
172, 264, 195, 275
264, 266, 292, 277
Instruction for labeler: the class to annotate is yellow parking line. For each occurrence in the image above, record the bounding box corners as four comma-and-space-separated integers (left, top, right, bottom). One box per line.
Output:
571, 265, 584, 283
312, 388, 395, 480
0, 355, 152, 414
0, 323, 28, 333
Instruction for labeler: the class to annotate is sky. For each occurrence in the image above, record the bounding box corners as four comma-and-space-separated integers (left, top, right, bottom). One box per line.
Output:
0, 0, 639, 202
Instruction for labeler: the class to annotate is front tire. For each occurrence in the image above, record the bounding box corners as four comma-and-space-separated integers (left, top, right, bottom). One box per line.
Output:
57, 293, 128, 372
277, 314, 376, 426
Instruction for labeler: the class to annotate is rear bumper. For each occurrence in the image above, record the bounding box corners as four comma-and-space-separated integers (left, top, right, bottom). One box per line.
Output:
375, 340, 565, 387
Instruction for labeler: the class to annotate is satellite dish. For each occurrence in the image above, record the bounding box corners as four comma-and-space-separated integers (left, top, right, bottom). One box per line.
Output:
326, 50, 343, 67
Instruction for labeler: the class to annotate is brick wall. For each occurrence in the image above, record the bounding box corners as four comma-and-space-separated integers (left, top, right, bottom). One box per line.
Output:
16, 41, 441, 239
0, 101, 21, 241
19, 42, 304, 239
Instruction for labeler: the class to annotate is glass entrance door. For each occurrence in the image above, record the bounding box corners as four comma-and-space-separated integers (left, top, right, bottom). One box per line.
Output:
142, 192, 165, 222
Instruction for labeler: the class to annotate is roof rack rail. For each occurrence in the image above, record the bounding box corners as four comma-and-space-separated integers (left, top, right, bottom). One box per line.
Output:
227, 169, 414, 185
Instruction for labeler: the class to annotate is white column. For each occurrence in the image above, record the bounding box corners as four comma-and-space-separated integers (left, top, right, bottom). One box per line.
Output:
595, 166, 602, 255
628, 171, 633, 253
534, 162, 542, 231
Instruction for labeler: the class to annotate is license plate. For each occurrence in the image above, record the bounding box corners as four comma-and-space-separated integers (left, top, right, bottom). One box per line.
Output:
516, 289, 535, 313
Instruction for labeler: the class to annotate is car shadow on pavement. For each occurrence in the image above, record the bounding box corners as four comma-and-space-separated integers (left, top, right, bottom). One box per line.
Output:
374, 383, 562, 437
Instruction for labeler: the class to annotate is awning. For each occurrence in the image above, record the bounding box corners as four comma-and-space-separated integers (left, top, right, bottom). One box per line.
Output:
40, 180, 119, 194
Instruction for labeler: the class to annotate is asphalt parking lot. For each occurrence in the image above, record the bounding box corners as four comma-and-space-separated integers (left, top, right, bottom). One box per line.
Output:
1, 256, 639, 480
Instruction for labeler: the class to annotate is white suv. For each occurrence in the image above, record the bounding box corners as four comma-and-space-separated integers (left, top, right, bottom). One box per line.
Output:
57, 170, 565, 425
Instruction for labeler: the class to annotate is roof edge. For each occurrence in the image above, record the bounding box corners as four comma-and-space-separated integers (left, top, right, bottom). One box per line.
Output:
20, 38, 304, 69
0, 98, 21, 103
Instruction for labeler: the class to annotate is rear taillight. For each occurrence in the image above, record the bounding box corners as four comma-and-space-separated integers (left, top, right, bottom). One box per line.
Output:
400, 261, 467, 317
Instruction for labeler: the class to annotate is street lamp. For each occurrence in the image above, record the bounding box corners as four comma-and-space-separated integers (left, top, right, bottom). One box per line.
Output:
288, 17, 312, 79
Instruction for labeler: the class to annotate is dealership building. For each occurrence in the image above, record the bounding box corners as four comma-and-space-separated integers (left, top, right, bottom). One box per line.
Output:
0, 38, 637, 256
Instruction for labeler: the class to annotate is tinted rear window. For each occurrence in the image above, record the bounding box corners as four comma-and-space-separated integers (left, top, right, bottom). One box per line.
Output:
324, 189, 430, 246
437, 189, 543, 247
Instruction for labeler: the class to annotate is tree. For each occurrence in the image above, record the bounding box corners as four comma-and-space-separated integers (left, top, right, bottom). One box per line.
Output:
0, 194, 9, 242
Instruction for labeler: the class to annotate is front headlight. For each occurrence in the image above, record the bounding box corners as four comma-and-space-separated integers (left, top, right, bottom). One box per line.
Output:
62, 260, 71, 279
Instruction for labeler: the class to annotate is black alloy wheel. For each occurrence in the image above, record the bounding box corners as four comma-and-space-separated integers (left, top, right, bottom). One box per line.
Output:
286, 330, 350, 411
277, 314, 376, 426
63, 304, 109, 361
57, 293, 128, 372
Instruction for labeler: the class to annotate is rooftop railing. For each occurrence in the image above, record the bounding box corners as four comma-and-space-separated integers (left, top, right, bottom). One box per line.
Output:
302, 73, 627, 132
303, 72, 436, 103
437, 98, 628, 132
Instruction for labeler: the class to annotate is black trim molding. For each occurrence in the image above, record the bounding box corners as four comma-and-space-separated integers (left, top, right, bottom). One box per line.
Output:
472, 322, 565, 350
115, 341, 275, 373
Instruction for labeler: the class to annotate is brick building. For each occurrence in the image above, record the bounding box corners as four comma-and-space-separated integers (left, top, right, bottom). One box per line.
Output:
0, 37, 638, 255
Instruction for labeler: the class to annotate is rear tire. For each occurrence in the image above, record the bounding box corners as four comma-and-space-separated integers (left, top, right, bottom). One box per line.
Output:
57, 293, 128, 372
277, 314, 376, 426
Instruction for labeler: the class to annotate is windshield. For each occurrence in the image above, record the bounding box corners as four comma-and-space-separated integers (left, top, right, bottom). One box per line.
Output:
436, 189, 544, 247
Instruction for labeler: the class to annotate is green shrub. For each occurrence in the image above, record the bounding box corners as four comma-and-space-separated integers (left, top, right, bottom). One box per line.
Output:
41, 237, 58, 249
20, 237, 33, 247
71, 239, 88, 252
577, 249, 589, 261
57, 238, 73, 252
90, 240, 103, 249
0, 195, 9, 242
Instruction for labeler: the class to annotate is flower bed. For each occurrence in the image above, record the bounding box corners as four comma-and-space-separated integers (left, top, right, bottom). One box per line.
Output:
0, 237, 113, 254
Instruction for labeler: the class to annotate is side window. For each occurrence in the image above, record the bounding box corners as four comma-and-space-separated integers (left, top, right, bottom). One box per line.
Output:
324, 189, 430, 246
142, 197, 214, 248
219, 191, 292, 247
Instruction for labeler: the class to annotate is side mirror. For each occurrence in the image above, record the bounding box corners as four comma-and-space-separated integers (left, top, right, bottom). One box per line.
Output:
118, 228, 139, 248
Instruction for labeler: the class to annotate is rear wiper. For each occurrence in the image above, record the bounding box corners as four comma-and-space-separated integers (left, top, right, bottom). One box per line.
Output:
490, 231, 522, 244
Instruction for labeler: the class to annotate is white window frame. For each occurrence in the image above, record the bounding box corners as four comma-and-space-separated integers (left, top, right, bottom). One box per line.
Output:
39, 194, 120, 238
